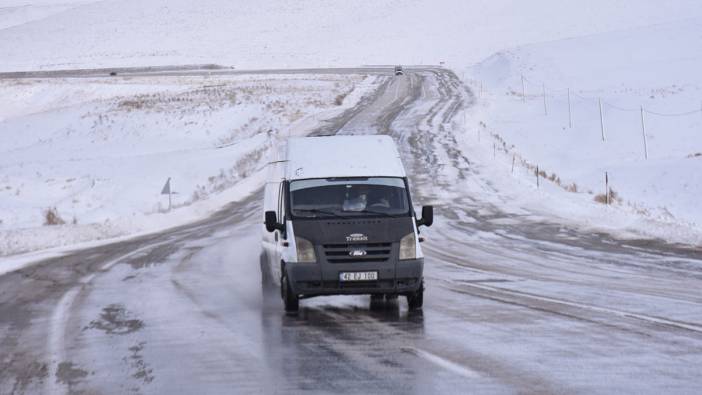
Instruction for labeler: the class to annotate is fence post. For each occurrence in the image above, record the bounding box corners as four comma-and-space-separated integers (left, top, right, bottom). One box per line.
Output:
521, 75, 526, 103
543, 84, 547, 115
493, 142, 496, 158
640, 105, 649, 159
567, 88, 573, 128
479, 81, 483, 99
511, 154, 515, 174
605, 172, 609, 205
536, 165, 540, 188
599, 98, 606, 141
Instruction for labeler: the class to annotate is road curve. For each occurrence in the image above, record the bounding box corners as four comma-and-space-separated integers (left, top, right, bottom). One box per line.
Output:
1, 66, 702, 394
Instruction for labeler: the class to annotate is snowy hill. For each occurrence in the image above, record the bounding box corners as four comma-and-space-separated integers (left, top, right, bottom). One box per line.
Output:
1, 0, 701, 71
465, 18, 702, 241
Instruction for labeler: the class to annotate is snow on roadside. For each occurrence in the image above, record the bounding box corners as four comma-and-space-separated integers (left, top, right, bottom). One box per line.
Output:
458, 19, 702, 245
0, 73, 382, 256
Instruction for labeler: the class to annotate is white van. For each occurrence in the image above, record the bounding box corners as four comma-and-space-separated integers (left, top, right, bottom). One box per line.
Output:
260, 135, 433, 312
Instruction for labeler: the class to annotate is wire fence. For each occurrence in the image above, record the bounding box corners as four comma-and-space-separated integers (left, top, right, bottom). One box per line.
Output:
517, 74, 702, 161
521, 74, 702, 119
466, 74, 701, 204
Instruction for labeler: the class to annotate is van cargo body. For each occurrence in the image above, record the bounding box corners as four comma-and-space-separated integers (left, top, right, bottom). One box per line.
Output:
261, 135, 433, 311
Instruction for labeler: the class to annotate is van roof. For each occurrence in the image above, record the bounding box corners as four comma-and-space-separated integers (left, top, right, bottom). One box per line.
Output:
284, 135, 406, 180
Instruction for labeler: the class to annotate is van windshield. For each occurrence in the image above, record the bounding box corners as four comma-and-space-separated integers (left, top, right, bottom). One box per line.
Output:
289, 177, 410, 218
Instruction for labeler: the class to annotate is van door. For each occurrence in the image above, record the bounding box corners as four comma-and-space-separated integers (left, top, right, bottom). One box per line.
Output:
271, 181, 286, 282
262, 181, 279, 284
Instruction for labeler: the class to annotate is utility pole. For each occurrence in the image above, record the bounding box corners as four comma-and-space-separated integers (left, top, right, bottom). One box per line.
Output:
599, 98, 606, 141
542, 84, 547, 115
567, 88, 573, 128
640, 105, 649, 159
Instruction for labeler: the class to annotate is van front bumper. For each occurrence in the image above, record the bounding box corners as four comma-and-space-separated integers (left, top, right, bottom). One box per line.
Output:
286, 258, 423, 297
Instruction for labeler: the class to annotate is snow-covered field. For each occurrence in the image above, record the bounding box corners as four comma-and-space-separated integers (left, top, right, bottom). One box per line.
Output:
0, 73, 378, 254
1, 0, 701, 72
1, 0, 701, 257
462, 18, 702, 242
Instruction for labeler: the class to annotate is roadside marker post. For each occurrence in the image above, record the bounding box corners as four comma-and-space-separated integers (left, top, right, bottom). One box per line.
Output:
605, 172, 609, 205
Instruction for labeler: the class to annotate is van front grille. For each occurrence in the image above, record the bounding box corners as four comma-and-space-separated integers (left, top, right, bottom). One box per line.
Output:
323, 242, 392, 263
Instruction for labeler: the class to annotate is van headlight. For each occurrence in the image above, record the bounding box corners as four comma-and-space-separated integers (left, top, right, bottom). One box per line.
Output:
295, 237, 317, 263
399, 232, 417, 260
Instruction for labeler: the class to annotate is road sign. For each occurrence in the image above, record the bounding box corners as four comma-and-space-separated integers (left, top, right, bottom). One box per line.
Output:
161, 177, 172, 211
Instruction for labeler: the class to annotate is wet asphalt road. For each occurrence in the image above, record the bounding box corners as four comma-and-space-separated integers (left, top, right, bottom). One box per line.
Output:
1, 66, 702, 394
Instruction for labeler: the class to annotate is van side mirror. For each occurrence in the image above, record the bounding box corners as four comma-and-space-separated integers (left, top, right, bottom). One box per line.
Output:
417, 205, 434, 227
264, 211, 284, 233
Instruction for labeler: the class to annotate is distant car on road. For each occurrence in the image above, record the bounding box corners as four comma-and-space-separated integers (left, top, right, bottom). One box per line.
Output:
394, 65, 404, 76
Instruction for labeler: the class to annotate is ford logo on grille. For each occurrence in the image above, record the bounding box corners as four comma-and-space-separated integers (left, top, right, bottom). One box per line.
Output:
346, 233, 368, 242
349, 249, 367, 257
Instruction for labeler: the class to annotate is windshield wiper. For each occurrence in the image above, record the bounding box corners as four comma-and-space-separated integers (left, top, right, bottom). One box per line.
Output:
355, 209, 402, 218
294, 208, 349, 219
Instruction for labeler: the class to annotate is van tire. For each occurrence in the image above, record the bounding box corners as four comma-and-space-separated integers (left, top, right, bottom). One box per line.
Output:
282, 271, 299, 312
407, 281, 424, 310
369, 293, 384, 310
370, 293, 384, 302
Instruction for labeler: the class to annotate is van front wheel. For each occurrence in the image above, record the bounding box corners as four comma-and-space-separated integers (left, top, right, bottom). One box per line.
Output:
281, 271, 299, 312
407, 281, 424, 310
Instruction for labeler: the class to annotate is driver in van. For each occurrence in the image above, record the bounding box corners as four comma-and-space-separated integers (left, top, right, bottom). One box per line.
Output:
342, 185, 368, 211
342, 185, 391, 211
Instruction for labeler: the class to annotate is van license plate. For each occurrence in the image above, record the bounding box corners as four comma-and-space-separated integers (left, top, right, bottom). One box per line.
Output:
339, 271, 378, 282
